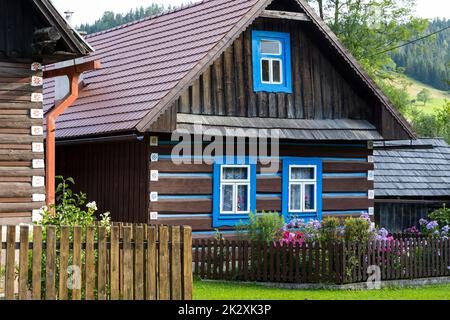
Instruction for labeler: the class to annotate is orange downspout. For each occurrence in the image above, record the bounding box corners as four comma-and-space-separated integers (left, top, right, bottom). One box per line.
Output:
43, 60, 101, 208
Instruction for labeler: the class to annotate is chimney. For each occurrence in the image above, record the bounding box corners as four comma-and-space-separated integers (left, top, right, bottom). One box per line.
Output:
64, 10, 74, 25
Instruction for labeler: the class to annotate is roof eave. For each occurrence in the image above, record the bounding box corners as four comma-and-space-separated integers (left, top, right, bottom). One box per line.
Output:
32, 0, 94, 59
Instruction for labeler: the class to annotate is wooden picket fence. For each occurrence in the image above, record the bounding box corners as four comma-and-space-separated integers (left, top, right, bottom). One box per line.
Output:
0, 223, 192, 300
192, 238, 450, 284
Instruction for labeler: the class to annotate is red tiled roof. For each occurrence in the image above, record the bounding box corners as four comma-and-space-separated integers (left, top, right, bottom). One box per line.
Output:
44, 0, 264, 138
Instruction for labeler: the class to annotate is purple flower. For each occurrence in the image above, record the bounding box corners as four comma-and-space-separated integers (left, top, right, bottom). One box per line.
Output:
379, 228, 389, 238
419, 218, 428, 226
442, 225, 449, 233
426, 221, 439, 230
360, 213, 370, 221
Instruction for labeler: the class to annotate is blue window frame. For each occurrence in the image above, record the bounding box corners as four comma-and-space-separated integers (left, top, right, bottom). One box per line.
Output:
252, 30, 292, 93
282, 158, 322, 221
213, 158, 257, 227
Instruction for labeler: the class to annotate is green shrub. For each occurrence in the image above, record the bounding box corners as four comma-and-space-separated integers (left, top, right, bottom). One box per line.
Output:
343, 217, 373, 243
238, 211, 284, 243
428, 205, 450, 227
38, 176, 110, 230
319, 217, 341, 242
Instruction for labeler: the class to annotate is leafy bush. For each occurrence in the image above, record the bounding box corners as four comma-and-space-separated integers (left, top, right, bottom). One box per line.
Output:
319, 217, 341, 242
238, 211, 284, 243
38, 176, 111, 230
343, 216, 373, 243
428, 205, 450, 227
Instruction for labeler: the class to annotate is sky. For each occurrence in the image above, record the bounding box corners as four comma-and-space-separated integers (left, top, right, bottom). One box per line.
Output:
51, 0, 450, 27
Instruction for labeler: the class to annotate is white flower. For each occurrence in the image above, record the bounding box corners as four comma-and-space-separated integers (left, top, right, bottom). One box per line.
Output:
86, 201, 97, 211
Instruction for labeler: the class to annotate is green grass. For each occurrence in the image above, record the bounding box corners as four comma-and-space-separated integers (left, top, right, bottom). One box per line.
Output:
194, 280, 450, 300
390, 75, 450, 115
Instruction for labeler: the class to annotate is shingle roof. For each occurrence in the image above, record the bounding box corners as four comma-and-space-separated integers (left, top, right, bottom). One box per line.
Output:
374, 139, 450, 197
43, 0, 415, 140
177, 114, 383, 140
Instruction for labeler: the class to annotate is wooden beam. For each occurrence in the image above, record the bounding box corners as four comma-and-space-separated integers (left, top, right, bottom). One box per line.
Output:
260, 10, 310, 22
43, 60, 101, 79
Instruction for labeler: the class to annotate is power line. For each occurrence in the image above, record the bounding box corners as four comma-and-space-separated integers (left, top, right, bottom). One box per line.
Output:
371, 24, 450, 57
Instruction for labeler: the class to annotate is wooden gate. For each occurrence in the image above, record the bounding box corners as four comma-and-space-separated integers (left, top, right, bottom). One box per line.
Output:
0, 223, 192, 300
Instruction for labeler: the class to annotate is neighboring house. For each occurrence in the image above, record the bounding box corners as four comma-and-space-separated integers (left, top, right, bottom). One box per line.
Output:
0, 0, 92, 225
374, 139, 450, 232
44, 0, 416, 238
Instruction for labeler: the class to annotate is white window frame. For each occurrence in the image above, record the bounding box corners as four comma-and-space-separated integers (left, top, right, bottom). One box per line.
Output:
288, 165, 317, 213
260, 58, 283, 85
260, 39, 283, 85
219, 165, 251, 215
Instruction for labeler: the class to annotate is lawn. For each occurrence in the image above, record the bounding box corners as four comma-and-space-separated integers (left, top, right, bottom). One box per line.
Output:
194, 280, 450, 300
390, 74, 450, 115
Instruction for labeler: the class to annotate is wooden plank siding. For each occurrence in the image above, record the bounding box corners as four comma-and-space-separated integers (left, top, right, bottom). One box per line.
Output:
149, 135, 374, 236
56, 137, 150, 223
171, 18, 374, 123
0, 62, 44, 224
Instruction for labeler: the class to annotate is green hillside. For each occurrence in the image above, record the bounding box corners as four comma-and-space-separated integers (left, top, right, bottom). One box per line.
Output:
389, 75, 449, 115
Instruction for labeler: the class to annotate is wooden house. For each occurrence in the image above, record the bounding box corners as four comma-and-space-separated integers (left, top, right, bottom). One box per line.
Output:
44, 0, 417, 238
0, 0, 92, 225
374, 139, 450, 232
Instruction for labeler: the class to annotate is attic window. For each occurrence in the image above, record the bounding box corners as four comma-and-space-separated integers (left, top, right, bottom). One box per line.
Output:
252, 31, 292, 93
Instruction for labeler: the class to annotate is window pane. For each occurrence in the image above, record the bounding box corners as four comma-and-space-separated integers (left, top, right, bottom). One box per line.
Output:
221, 185, 234, 212
291, 167, 315, 180
261, 59, 270, 82
304, 184, 315, 210
289, 184, 301, 211
237, 185, 249, 212
223, 167, 248, 180
260, 40, 281, 55
272, 60, 281, 83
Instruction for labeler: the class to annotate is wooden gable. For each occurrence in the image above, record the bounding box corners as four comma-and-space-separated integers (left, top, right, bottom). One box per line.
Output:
150, 0, 413, 140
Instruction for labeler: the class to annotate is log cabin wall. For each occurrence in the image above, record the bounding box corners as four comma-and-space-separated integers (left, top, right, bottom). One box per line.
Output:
0, 61, 45, 224
149, 134, 375, 238
55, 137, 150, 223
174, 17, 375, 122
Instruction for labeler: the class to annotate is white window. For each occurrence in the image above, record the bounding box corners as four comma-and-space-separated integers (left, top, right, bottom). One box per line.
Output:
220, 165, 251, 214
288, 165, 317, 213
260, 39, 283, 85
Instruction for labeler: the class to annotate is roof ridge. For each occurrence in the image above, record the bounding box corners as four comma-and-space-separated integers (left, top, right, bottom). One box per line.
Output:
85, 0, 206, 39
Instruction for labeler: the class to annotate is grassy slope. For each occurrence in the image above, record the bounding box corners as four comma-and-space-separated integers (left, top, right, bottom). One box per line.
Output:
391, 75, 450, 115
194, 280, 450, 300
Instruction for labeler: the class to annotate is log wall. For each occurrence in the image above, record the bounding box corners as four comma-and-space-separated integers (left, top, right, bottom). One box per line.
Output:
149, 134, 375, 238
0, 61, 45, 224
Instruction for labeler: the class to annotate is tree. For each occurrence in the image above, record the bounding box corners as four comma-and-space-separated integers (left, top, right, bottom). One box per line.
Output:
416, 88, 431, 106
307, 0, 429, 79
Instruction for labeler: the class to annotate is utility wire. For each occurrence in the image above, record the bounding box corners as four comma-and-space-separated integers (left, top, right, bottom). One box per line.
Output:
370, 24, 450, 57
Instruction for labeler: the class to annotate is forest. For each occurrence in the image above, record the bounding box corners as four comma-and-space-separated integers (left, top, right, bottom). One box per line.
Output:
391, 19, 450, 91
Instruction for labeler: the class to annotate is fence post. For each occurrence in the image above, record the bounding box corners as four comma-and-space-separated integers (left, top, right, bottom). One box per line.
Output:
158, 225, 170, 300
110, 226, 120, 300
32, 225, 42, 300
123, 226, 134, 300
146, 226, 157, 300
45, 226, 56, 300
59, 226, 70, 300
182, 226, 193, 300
18, 225, 29, 300
85, 226, 95, 300
72, 226, 82, 300
98, 226, 107, 300
170, 226, 182, 300
5, 225, 16, 300
134, 226, 145, 300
